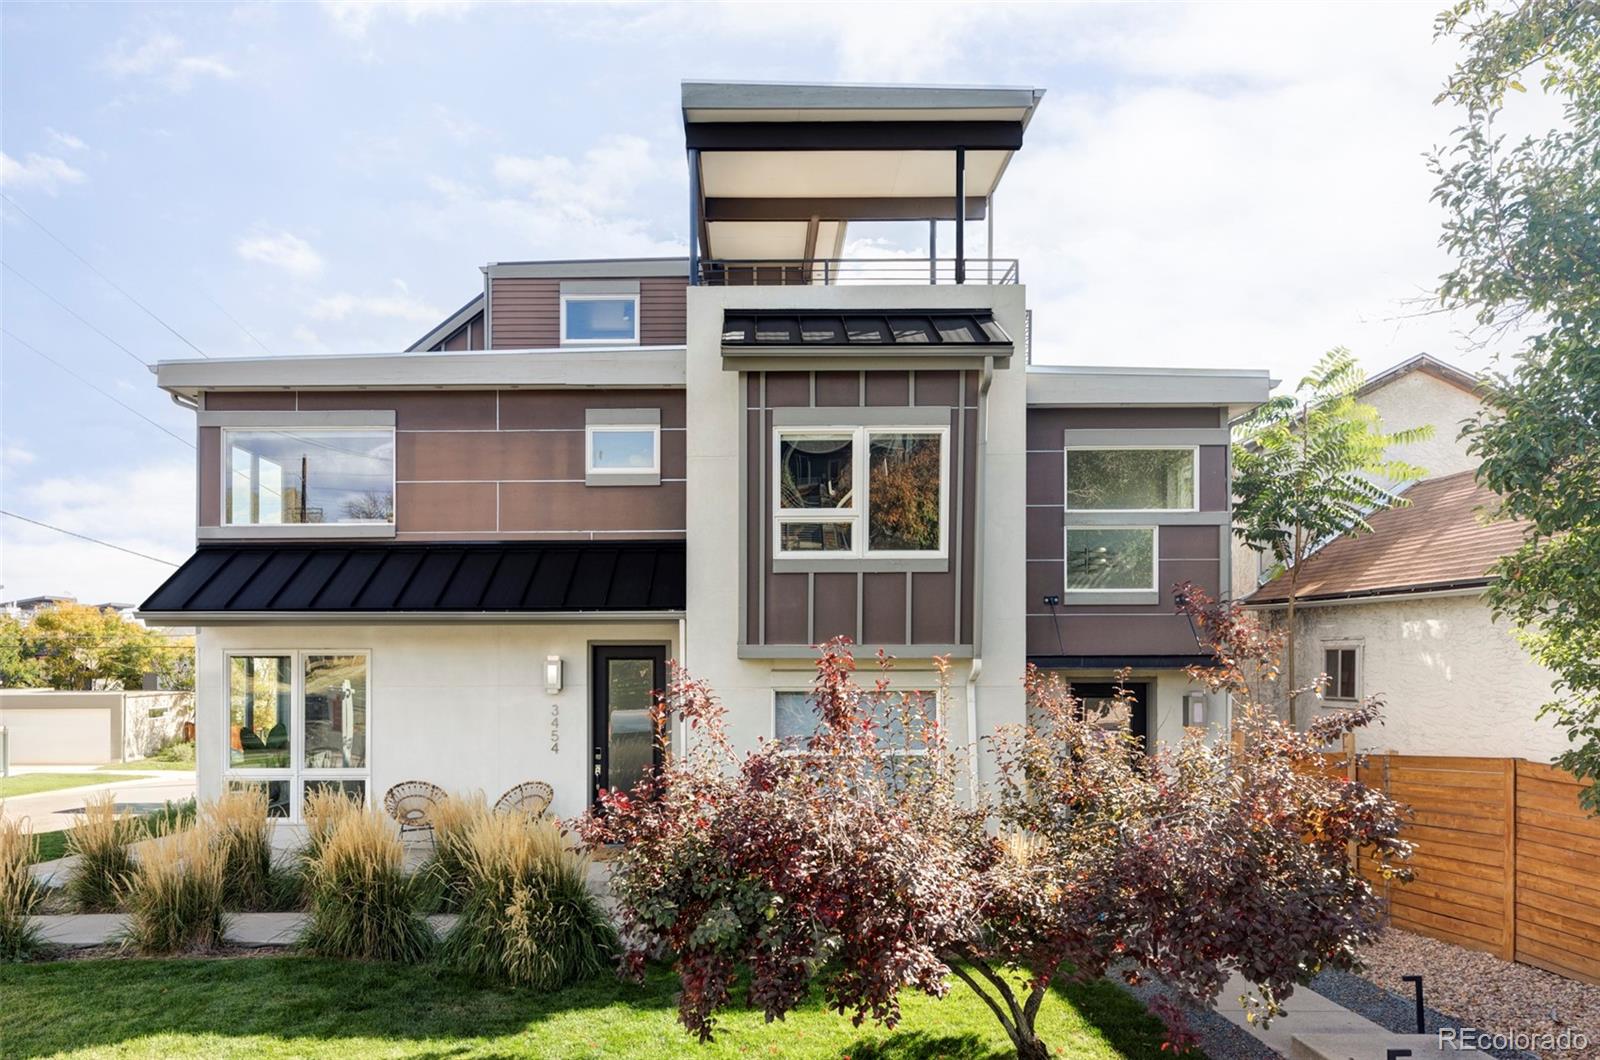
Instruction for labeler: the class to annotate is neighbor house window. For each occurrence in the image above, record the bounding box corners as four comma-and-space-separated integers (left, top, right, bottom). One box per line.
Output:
774, 427, 947, 559
226, 650, 370, 819
1065, 447, 1197, 511
561, 294, 639, 345
1064, 527, 1157, 592
773, 688, 937, 756
223, 429, 394, 526
587, 424, 660, 475
1323, 645, 1360, 701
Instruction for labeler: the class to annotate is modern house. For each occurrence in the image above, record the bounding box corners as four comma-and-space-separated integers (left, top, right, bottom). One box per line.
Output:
136, 81, 1271, 818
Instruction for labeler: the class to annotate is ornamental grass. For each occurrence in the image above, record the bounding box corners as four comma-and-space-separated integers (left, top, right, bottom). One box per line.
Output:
202, 788, 279, 911
64, 792, 139, 912
440, 812, 616, 991
301, 786, 363, 864
0, 817, 46, 959
300, 808, 432, 963
427, 791, 489, 912
119, 822, 228, 954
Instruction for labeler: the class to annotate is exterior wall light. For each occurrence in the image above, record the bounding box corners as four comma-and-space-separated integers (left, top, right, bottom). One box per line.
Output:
1183, 692, 1207, 727
545, 655, 564, 695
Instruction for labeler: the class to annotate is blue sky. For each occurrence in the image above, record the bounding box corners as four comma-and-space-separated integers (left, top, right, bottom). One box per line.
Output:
1, 2, 1513, 604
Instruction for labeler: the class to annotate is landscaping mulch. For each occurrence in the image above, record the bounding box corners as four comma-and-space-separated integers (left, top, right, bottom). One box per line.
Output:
1343, 928, 1599, 1060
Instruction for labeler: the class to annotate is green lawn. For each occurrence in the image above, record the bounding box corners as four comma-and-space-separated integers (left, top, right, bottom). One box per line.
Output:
28, 799, 196, 865
96, 760, 196, 772
0, 772, 150, 799
0, 957, 1190, 1059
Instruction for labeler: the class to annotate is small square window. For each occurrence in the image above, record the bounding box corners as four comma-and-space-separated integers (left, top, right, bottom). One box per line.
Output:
1323, 647, 1360, 700
561, 295, 638, 345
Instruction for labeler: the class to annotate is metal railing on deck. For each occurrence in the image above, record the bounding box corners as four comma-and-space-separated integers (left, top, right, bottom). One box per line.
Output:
697, 257, 1020, 286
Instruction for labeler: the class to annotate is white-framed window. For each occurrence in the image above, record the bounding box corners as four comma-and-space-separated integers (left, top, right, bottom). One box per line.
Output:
224, 650, 370, 819
223, 428, 395, 527
1065, 446, 1198, 512
1322, 644, 1361, 701
772, 688, 938, 756
1064, 526, 1158, 592
586, 423, 660, 476
773, 426, 948, 559
560, 293, 639, 345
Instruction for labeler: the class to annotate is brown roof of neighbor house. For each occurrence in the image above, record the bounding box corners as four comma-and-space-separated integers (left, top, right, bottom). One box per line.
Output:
1247, 470, 1526, 605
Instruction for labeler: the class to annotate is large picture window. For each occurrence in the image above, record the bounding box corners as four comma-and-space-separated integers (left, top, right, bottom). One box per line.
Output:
1065, 447, 1196, 512
223, 429, 394, 527
773, 688, 937, 755
774, 426, 947, 559
225, 650, 370, 819
1064, 527, 1158, 592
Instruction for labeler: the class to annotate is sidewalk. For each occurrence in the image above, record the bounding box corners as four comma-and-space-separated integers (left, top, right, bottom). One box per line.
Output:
3, 769, 196, 832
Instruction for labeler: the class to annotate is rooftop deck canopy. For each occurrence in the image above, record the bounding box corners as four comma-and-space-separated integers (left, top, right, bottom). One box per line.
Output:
682, 81, 1044, 277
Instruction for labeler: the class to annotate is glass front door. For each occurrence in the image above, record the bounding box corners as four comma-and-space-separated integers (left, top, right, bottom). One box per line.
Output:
591, 646, 667, 806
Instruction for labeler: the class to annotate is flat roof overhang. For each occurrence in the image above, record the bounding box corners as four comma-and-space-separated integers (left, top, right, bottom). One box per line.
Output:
1026, 365, 1275, 418
682, 80, 1044, 265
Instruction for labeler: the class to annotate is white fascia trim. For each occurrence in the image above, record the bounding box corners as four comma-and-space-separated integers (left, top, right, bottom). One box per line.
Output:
136, 610, 687, 627
1026, 365, 1273, 409
156, 347, 687, 395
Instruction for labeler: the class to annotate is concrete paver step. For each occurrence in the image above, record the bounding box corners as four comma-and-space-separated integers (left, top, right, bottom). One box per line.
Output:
1291, 1031, 1463, 1058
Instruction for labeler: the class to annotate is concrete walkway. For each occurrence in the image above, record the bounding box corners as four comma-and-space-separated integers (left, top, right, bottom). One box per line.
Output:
1214, 972, 1462, 1059
3, 769, 196, 831
29, 911, 463, 948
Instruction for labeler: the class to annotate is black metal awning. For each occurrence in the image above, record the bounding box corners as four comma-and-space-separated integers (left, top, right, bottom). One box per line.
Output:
720, 309, 1012, 367
138, 541, 686, 619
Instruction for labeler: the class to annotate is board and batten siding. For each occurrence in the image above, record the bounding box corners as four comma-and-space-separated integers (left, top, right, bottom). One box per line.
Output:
1024, 407, 1229, 658
489, 276, 688, 349
743, 369, 978, 656
197, 389, 685, 540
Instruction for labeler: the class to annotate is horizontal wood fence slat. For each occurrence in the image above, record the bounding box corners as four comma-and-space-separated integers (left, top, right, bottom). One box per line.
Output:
1348, 751, 1599, 985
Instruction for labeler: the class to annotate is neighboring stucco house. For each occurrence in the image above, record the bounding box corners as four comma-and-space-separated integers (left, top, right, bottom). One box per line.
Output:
1233, 354, 1566, 762
135, 81, 1271, 819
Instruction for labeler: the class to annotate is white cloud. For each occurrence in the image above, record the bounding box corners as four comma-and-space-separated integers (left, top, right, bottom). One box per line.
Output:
104, 32, 236, 92
235, 229, 326, 277
492, 135, 657, 216
0, 461, 194, 604
321, 0, 476, 40
2, 444, 37, 470
310, 280, 440, 325
45, 128, 88, 152
0, 151, 86, 195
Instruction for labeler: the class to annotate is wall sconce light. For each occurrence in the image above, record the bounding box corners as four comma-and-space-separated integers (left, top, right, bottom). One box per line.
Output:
1183, 693, 1207, 727
544, 655, 564, 695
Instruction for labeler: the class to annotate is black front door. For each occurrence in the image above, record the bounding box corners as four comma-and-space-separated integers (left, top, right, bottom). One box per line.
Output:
1066, 681, 1150, 755
591, 645, 667, 806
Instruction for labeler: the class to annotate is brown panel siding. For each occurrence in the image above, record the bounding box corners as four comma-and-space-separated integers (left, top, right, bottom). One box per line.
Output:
398, 431, 584, 482
766, 573, 809, 643
1199, 445, 1229, 510
396, 482, 497, 533
862, 572, 907, 645
911, 570, 956, 644
914, 370, 959, 407
1026, 406, 1222, 449
639, 276, 688, 346
1042, 614, 1209, 656
500, 482, 685, 532
198, 426, 221, 526
298, 390, 497, 430
813, 573, 858, 643
1027, 450, 1064, 506
958, 406, 977, 645
865, 371, 910, 407
490, 278, 559, 349
765, 372, 810, 408
499, 389, 686, 430
205, 392, 295, 411
815, 371, 859, 407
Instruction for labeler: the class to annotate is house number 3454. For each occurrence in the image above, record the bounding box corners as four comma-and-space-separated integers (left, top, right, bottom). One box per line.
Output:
549, 703, 559, 752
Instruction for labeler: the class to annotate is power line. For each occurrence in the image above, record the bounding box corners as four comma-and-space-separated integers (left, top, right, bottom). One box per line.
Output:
0, 510, 179, 567
2, 260, 150, 369
201, 290, 272, 355
0, 190, 211, 358
1, 328, 194, 450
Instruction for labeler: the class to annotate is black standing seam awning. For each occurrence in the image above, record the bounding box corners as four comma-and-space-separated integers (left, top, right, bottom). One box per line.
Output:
138, 542, 686, 616
721, 309, 1011, 349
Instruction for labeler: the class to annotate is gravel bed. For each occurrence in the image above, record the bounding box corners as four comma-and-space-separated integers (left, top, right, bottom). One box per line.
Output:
1310, 967, 1535, 1059
1335, 928, 1599, 1060
1109, 972, 1282, 1060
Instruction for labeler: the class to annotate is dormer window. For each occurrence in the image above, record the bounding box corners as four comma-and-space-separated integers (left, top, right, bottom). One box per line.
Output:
561, 293, 638, 345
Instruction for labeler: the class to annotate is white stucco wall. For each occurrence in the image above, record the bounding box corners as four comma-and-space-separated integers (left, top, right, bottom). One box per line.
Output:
195, 620, 679, 819
683, 283, 1028, 800
1281, 593, 1567, 762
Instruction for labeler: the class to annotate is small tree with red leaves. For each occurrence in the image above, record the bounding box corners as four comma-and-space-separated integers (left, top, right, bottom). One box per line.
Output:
581, 596, 1409, 1059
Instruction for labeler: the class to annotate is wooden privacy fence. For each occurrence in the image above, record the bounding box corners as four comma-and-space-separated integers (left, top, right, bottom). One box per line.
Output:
1332, 750, 1600, 985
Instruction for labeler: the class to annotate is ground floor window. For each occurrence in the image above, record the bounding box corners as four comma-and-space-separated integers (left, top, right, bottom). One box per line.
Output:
1322, 644, 1361, 701
225, 650, 370, 818
773, 688, 938, 754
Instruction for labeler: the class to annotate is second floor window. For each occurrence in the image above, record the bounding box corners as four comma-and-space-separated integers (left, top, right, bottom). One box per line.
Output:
587, 424, 660, 475
561, 294, 638, 345
1066, 447, 1197, 511
774, 426, 947, 559
224, 429, 395, 526
1065, 526, 1157, 592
